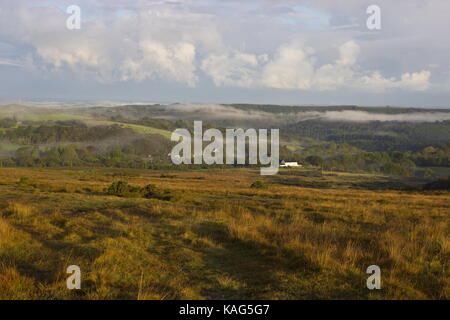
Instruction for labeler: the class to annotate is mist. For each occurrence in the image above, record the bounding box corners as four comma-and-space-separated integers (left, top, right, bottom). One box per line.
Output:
158, 104, 450, 124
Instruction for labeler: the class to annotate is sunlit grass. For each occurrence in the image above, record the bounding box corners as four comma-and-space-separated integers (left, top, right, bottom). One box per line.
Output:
82, 120, 172, 138
0, 167, 448, 300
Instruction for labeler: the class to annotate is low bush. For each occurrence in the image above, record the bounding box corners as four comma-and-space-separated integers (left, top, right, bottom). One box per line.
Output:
250, 181, 268, 189
106, 181, 180, 201
142, 184, 180, 201
107, 181, 142, 197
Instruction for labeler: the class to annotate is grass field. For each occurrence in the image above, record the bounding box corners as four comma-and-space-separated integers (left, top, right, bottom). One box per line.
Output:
0, 109, 172, 139
0, 167, 448, 300
82, 120, 172, 138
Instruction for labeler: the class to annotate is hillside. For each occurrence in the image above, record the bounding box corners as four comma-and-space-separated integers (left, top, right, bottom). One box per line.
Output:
0, 103, 449, 181
0, 167, 448, 299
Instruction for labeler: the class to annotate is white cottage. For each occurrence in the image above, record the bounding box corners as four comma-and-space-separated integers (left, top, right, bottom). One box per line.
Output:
280, 160, 301, 168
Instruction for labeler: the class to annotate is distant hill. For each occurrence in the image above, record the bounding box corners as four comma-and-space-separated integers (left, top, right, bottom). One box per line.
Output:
0, 103, 448, 176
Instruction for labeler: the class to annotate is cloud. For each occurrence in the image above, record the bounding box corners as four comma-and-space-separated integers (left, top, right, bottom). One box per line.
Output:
359, 70, 431, 92
202, 52, 268, 87
399, 71, 432, 91
310, 40, 359, 90
0, 4, 219, 86
119, 41, 197, 86
0, 0, 448, 105
203, 40, 431, 92
261, 41, 315, 89
337, 40, 360, 66
0, 58, 23, 67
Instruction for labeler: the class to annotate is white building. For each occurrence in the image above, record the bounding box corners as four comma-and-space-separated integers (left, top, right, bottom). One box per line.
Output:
280, 160, 301, 168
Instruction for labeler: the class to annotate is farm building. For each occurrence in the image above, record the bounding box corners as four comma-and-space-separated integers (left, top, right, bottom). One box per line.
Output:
280, 160, 301, 168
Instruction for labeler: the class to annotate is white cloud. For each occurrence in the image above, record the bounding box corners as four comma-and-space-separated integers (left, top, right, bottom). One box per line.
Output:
336, 40, 360, 66
119, 41, 197, 86
359, 70, 431, 92
0, 5, 217, 86
0, 0, 442, 100
399, 71, 431, 91
203, 40, 431, 92
202, 52, 268, 87
312, 40, 359, 90
261, 41, 315, 89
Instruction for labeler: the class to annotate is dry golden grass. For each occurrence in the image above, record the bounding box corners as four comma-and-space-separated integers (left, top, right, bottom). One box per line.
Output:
0, 167, 448, 300
3, 202, 33, 219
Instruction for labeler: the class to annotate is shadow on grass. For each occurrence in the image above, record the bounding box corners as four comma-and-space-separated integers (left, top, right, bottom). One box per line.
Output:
191, 221, 319, 299
272, 175, 416, 191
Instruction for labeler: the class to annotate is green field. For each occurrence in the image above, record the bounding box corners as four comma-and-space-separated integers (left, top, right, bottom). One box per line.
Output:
82, 120, 172, 138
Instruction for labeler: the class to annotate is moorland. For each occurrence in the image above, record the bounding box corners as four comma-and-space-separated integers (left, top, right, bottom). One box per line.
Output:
0, 103, 448, 299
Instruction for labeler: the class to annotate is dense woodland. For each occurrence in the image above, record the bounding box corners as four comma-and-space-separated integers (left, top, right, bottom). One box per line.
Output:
284, 120, 450, 151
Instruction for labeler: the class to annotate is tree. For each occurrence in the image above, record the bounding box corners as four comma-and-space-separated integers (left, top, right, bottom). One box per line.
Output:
15, 147, 34, 166
60, 145, 79, 167
305, 155, 323, 166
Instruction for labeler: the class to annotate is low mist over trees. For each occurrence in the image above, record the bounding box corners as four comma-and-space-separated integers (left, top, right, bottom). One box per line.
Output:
0, 105, 449, 178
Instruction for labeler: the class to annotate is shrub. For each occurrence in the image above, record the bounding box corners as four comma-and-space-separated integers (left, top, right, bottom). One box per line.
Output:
17, 177, 29, 185
106, 181, 180, 200
160, 174, 176, 179
142, 184, 179, 201
250, 181, 268, 189
107, 181, 142, 197
305, 155, 323, 166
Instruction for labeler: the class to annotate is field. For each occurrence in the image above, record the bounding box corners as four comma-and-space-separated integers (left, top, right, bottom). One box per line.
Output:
82, 120, 172, 138
0, 167, 448, 300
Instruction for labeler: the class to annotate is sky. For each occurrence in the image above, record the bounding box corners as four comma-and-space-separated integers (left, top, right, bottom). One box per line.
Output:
0, 0, 450, 107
